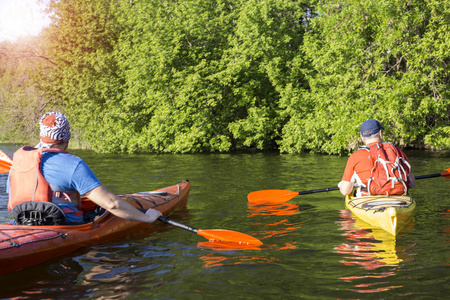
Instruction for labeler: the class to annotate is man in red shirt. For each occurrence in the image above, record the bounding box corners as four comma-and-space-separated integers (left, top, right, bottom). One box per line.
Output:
339, 119, 415, 196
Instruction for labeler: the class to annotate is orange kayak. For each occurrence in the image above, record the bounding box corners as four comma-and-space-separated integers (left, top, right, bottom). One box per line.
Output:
0, 149, 12, 174
0, 180, 190, 275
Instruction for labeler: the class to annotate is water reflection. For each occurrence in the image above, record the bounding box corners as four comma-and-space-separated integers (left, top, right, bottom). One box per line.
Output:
196, 235, 264, 268
0, 257, 88, 299
248, 201, 302, 250
197, 241, 262, 251
335, 209, 415, 293
77, 243, 179, 298
247, 202, 299, 217
196, 202, 302, 268
78, 250, 137, 299
198, 248, 275, 268
441, 209, 450, 238
1, 144, 448, 299
0, 174, 9, 223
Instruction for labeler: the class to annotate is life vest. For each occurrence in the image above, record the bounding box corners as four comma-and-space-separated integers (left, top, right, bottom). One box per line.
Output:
7, 146, 80, 213
362, 142, 412, 196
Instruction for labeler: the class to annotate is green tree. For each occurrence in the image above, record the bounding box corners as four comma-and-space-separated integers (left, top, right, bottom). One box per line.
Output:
25, 0, 314, 153
7, 0, 446, 154
93, 0, 312, 153
30, 0, 124, 148
280, 0, 450, 154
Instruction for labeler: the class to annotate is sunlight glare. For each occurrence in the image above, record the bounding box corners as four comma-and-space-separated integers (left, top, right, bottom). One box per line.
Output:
0, 0, 50, 42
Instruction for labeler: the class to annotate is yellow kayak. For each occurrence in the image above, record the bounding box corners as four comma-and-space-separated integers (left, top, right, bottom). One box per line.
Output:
345, 194, 416, 236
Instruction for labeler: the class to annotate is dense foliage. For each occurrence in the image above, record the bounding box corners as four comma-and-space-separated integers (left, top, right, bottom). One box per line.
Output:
280, 0, 450, 154
0, 0, 448, 154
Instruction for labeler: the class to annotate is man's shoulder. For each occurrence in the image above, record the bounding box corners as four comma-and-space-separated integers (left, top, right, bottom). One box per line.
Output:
43, 151, 85, 164
352, 146, 370, 155
348, 147, 371, 162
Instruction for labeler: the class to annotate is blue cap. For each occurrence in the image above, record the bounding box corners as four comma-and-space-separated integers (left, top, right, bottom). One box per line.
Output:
360, 119, 384, 137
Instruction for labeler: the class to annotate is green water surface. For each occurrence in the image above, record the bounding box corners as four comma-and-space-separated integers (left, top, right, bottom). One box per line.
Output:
0, 145, 449, 299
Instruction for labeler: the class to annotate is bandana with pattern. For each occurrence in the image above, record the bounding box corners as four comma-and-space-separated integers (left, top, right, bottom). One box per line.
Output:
36, 112, 71, 149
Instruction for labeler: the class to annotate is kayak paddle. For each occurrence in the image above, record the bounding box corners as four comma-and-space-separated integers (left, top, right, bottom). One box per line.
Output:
0, 149, 12, 174
158, 216, 263, 246
247, 187, 340, 203
248, 167, 450, 203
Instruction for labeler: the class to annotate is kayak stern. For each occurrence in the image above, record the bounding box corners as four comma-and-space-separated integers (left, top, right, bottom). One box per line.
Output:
345, 194, 416, 236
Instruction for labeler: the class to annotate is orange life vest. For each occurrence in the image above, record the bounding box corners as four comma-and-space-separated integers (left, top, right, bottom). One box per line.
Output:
7, 146, 79, 211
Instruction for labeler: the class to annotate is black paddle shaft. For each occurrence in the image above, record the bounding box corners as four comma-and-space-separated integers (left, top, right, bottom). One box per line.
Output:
415, 173, 442, 180
298, 173, 442, 196
158, 216, 199, 234
297, 186, 340, 195
297, 174, 441, 196
137, 208, 200, 234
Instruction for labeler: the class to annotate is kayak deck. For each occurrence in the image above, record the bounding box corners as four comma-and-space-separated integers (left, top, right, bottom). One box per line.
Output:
345, 194, 416, 236
0, 180, 190, 275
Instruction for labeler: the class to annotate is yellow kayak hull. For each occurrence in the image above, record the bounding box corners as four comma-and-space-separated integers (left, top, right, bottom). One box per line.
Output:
345, 194, 416, 236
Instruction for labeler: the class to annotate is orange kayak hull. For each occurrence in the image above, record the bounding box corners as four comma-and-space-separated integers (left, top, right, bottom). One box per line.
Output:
0, 180, 190, 275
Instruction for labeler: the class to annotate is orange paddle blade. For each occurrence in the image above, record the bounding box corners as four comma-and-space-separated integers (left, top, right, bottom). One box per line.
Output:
197, 229, 263, 246
247, 189, 299, 203
0, 150, 12, 174
441, 168, 450, 179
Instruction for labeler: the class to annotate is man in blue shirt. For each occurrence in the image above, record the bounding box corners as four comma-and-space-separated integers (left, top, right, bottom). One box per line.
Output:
8, 112, 162, 224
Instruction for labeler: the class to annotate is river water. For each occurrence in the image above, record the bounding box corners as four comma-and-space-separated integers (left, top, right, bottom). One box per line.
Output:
0, 144, 449, 299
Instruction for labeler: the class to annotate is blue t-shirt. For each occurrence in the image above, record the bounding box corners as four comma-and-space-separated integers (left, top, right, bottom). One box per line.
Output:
40, 151, 102, 195
7, 151, 102, 223
7, 151, 101, 195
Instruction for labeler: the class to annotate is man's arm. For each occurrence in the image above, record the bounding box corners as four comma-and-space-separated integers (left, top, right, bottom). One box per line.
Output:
85, 185, 162, 223
339, 180, 354, 196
